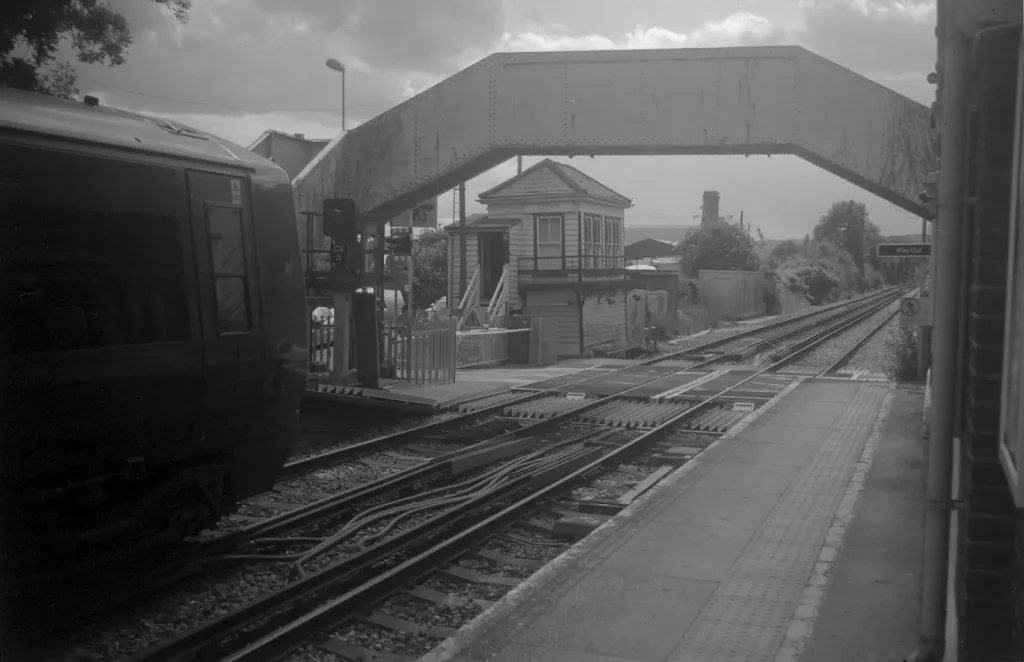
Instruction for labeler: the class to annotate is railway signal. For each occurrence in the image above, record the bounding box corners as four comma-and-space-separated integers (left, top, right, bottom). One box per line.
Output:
323, 198, 363, 291
322, 198, 357, 241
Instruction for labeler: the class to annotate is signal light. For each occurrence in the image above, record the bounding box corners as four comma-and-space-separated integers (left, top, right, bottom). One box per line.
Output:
323, 198, 357, 241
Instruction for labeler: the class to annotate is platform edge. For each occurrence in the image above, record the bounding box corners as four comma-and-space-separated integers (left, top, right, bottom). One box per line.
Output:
418, 375, 810, 662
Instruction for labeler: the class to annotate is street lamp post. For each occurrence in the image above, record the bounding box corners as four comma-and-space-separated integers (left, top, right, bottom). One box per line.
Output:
324, 58, 349, 383
325, 58, 346, 131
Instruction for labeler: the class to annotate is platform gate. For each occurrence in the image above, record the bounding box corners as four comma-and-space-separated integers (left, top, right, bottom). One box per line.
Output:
384, 316, 458, 387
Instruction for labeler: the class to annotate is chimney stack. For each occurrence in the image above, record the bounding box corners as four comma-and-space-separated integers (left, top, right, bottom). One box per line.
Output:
294, 133, 305, 140
702, 191, 720, 225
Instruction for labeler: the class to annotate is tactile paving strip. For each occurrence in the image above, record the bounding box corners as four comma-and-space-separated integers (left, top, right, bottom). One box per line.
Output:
667, 383, 887, 662
502, 395, 591, 420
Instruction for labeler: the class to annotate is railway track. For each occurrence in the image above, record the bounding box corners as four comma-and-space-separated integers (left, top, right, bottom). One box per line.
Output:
35, 287, 908, 662
122, 288, 904, 662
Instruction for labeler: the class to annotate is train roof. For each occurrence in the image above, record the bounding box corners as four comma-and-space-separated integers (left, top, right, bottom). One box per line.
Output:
0, 86, 270, 172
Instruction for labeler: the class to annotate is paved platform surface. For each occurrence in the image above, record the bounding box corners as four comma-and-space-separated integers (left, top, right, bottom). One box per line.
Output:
798, 384, 925, 662
423, 378, 911, 662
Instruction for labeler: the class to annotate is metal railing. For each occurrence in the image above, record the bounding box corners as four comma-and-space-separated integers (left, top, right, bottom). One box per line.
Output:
517, 253, 626, 272
456, 328, 530, 368
384, 317, 458, 387
309, 317, 335, 373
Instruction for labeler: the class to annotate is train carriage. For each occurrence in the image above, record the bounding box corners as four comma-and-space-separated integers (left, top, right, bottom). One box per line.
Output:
0, 87, 309, 565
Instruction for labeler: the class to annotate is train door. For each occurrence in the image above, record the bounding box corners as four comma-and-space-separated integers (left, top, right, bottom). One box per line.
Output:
186, 171, 266, 454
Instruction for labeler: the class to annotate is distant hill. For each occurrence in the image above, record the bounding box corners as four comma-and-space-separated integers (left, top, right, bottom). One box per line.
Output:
625, 225, 699, 244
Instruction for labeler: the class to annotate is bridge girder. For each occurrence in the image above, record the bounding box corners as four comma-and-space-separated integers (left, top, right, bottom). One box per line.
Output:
294, 46, 938, 221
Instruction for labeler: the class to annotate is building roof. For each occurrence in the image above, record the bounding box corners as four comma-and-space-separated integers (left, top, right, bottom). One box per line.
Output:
247, 129, 331, 152
443, 214, 523, 232
0, 87, 269, 170
478, 158, 632, 206
625, 238, 677, 261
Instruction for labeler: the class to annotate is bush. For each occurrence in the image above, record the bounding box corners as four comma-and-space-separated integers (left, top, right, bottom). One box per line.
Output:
883, 322, 920, 381
776, 260, 840, 304
860, 264, 885, 291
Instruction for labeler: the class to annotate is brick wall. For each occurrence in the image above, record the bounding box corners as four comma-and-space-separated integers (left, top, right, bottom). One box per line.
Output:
956, 25, 1023, 662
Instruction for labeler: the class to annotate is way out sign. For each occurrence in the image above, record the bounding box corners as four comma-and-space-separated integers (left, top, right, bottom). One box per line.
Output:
877, 243, 931, 258
900, 296, 931, 326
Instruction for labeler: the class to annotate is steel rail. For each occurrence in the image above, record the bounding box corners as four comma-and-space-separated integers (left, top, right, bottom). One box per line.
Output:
18, 287, 907, 656
766, 287, 911, 369
283, 287, 897, 478
171, 300, 911, 662
36, 289, 898, 634
817, 288, 919, 377
125, 430, 609, 662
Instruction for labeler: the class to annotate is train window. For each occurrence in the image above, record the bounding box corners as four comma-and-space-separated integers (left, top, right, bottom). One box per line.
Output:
206, 204, 252, 333
0, 203, 191, 353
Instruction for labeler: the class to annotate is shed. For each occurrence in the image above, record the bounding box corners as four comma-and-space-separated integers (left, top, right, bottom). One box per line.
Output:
696, 270, 768, 320
625, 238, 676, 261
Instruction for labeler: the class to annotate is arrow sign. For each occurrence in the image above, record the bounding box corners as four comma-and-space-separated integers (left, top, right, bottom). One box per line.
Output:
878, 243, 931, 258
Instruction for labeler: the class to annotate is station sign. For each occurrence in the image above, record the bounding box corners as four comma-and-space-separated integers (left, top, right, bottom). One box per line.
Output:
878, 243, 931, 258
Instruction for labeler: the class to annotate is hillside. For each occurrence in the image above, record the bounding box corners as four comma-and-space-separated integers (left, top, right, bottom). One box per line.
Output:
625, 225, 698, 244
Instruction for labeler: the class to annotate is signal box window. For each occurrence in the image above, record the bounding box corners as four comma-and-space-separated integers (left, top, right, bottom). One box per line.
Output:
206, 205, 252, 333
535, 216, 562, 270
0, 204, 191, 353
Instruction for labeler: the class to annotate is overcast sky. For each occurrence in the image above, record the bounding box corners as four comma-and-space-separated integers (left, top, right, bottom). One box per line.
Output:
67, 0, 937, 240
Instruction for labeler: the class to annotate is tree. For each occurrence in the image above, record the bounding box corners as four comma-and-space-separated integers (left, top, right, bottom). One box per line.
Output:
394, 228, 447, 311
774, 239, 862, 304
676, 220, 760, 278
1, 1, 191, 98
812, 200, 883, 273
767, 239, 801, 267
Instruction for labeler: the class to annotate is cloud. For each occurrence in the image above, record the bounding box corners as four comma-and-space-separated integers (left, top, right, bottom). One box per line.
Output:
52, 0, 936, 239
798, 0, 936, 91
67, 1, 936, 146
397, 12, 794, 101
72, 0, 504, 127
501, 13, 792, 54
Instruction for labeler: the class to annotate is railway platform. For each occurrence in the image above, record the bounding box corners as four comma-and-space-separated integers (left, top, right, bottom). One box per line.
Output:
305, 359, 622, 411
421, 378, 927, 662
